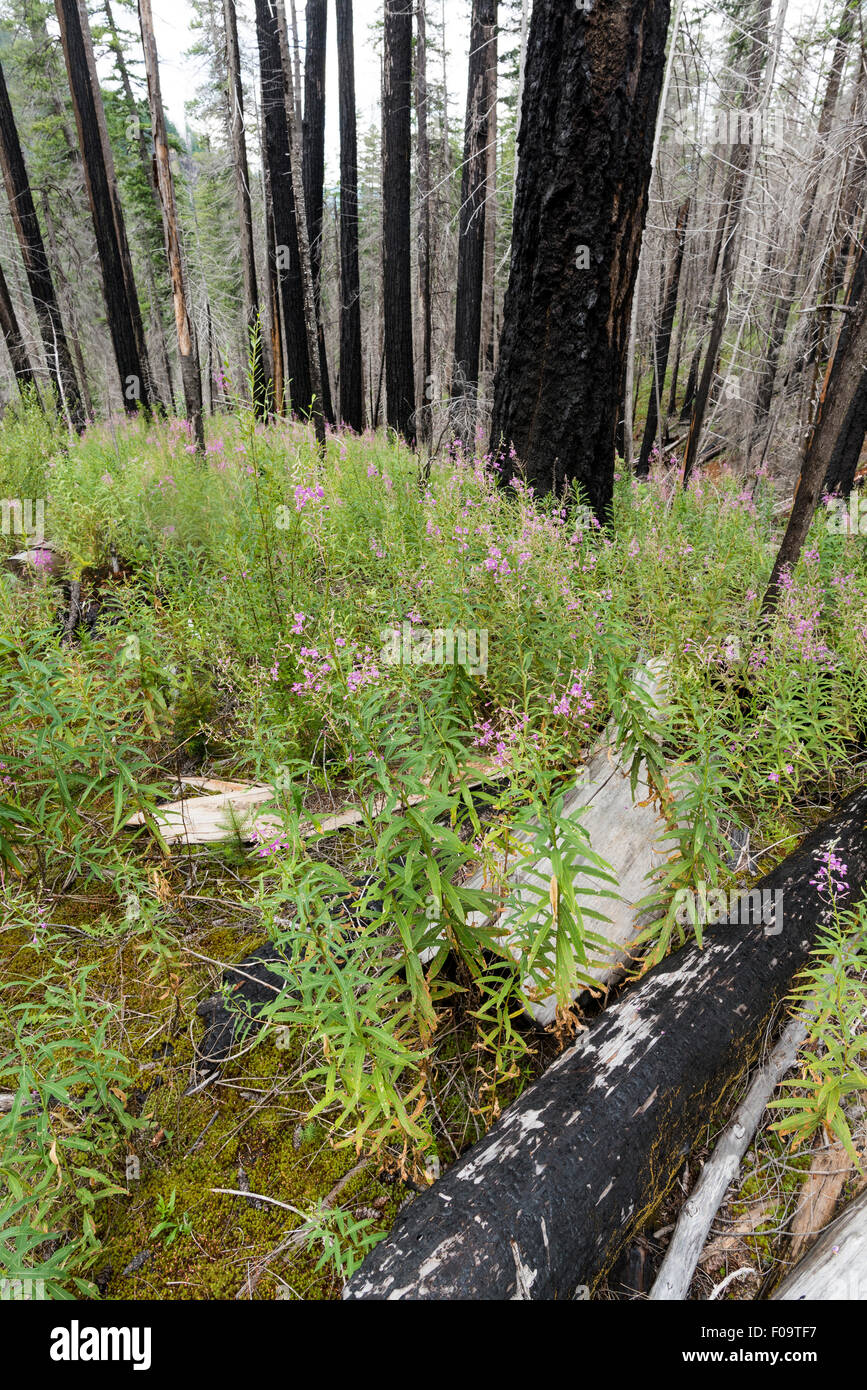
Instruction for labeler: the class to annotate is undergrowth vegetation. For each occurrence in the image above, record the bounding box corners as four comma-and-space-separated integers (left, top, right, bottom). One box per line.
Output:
1, 396, 866, 1297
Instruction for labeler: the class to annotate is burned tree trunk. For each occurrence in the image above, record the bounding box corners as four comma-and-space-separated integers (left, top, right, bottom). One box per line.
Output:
480, 11, 498, 405
138, 0, 205, 453
750, 10, 853, 460
77, 0, 157, 409
822, 364, 867, 497
303, 0, 334, 424
103, 0, 174, 410
275, 0, 327, 451
223, 0, 268, 417
382, 0, 416, 445
681, 0, 776, 484
636, 197, 690, 476
451, 0, 495, 425
761, 244, 867, 620
336, 0, 363, 431
489, 0, 671, 517
414, 0, 432, 447
345, 785, 867, 1300
55, 0, 150, 413
0, 258, 38, 396
0, 58, 83, 428
254, 0, 311, 416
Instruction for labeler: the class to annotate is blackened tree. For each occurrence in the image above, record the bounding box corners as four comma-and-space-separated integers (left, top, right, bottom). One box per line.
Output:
489, 0, 671, 518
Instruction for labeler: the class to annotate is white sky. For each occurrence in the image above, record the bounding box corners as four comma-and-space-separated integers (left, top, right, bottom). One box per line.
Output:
149, 0, 473, 177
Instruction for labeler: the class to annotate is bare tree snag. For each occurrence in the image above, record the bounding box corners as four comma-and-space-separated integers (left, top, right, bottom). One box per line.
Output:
761, 244, 867, 621
451, 0, 495, 426
336, 0, 363, 431
344, 786, 867, 1300
138, 0, 205, 453
223, 0, 269, 417
636, 198, 690, 477
0, 257, 39, 397
254, 0, 312, 416
382, 0, 416, 445
414, 0, 432, 448
0, 57, 84, 428
489, 0, 671, 517
302, 0, 334, 424
55, 0, 151, 414
275, 0, 326, 452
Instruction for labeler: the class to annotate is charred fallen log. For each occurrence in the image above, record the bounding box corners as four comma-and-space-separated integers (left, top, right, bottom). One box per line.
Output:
344, 785, 867, 1300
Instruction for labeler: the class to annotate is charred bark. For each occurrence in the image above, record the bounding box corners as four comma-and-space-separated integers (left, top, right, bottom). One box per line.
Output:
0, 57, 84, 427
382, 0, 416, 445
451, 0, 495, 423
303, 0, 334, 423
223, 0, 268, 416
254, 0, 311, 415
489, 0, 671, 518
414, 0, 432, 446
55, 0, 150, 414
761, 244, 867, 620
345, 785, 867, 1300
336, 0, 363, 430
0, 257, 38, 396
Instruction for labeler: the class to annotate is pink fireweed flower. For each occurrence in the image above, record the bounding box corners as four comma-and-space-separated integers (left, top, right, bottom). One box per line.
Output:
548, 671, 595, 727
294, 482, 325, 510
810, 848, 849, 900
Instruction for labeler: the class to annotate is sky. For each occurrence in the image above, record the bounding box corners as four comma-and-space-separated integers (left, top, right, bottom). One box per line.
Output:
148, 0, 473, 176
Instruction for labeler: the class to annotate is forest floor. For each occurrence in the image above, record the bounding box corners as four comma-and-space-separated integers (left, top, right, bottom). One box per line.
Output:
1, 400, 866, 1300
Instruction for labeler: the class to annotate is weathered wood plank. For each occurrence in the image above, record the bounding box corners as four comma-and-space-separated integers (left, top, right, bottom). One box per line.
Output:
772, 1186, 867, 1300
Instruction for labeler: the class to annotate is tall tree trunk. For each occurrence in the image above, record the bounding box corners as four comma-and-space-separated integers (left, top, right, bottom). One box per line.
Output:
79, 0, 158, 409
681, 0, 782, 483
749, 3, 854, 457
0, 58, 84, 428
138, 0, 205, 452
451, 0, 495, 425
223, 0, 268, 416
0, 258, 39, 397
253, 0, 312, 415
336, 0, 363, 431
382, 0, 416, 444
275, 0, 326, 450
761, 244, 867, 621
55, 0, 151, 413
303, 0, 334, 423
489, 0, 671, 517
636, 197, 690, 476
288, 0, 303, 126
39, 189, 94, 420
102, 0, 174, 411
479, 11, 498, 408
414, 0, 433, 447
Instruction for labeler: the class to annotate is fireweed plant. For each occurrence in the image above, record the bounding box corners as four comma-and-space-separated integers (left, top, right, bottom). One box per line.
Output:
1, 393, 866, 1287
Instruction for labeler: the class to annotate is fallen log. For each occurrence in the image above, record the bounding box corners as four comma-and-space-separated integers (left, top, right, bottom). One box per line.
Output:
426, 659, 677, 1024
648, 1015, 807, 1300
772, 1186, 867, 1300
343, 785, 867, 1300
